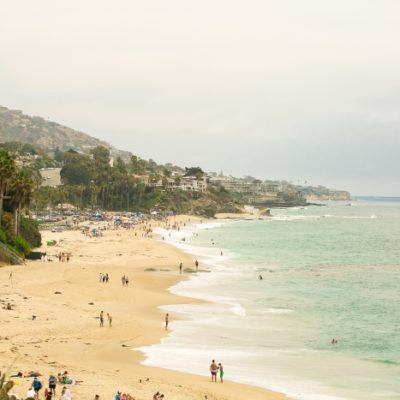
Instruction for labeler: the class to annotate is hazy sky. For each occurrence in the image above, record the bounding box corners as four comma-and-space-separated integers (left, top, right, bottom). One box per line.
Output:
1, 0, 400, 195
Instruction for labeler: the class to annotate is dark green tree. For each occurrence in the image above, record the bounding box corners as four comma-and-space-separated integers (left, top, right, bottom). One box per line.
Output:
130, 155, 146, 174
9, 169, 34, 236
114, 156, 127, 175
184, 167, 204, 179
0, 149, 16, 227
61, 151, 93, 185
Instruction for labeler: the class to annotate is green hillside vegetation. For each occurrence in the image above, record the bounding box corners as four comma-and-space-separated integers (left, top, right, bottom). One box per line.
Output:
0, 148, 41, 259
33, 146, 241, 216
0, 137, 238, 217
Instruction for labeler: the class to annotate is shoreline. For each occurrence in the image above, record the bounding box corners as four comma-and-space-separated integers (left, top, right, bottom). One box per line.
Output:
0, 216, 290, 400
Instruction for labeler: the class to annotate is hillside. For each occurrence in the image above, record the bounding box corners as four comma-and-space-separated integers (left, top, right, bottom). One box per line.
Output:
0, 105, 131, 159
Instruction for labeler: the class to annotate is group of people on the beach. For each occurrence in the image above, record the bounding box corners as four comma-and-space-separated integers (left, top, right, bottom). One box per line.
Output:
114, 391, 136, 400
178, 259, 199, 274
210, 360, 224, 383
57, 252, 71, 262
99, 310, 112, 327
14, 216, 228, 400
40, 253, 49, 262
121, 275, 130, 286
99, 273, 110, 283
23, 372, 73, 400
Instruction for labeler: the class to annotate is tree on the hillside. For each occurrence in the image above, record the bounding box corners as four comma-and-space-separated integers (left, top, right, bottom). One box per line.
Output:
147, 159, 158, 173
9, 170, 34, 236
114, 156, 127, 175
53, 147, 64, 163
163, 168, 172, 177
61, 151, 93, 185
91, 146, 110, 167
91, 146, 111, 185
0, 149, 16, 227
184, 167, 204, 179
130, 155, 146, 175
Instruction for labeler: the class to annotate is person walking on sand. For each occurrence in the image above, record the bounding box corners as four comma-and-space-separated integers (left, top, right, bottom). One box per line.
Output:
165, 313, 169, 330
49, 374, 57, 395
218, 363, 224, 382
27, 387, 35, 399
210, 360, 218, 382
32, 376, 42, 399
45, 387, 53, 400
99, 311, 104, 327
61, 386, 72, 400
195, 259, 199, 270
179, 262, 183, 274
107, 313, 112, 327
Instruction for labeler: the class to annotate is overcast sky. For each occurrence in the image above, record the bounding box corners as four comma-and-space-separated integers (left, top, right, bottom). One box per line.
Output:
1, 0, 400, 195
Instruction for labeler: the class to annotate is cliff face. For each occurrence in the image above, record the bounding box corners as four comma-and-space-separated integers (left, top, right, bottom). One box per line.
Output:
0, 106, 131, 160
306, 191, 351, 202
300, 185, 351, 202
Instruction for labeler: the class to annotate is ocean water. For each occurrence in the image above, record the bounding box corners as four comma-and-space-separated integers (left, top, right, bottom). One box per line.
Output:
138, 199, 400, 400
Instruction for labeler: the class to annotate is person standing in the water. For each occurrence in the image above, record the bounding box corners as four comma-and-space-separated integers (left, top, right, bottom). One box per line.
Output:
165, 313, 169, 330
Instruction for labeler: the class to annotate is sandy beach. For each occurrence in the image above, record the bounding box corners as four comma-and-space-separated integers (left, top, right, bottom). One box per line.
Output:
0, 216, 289, 400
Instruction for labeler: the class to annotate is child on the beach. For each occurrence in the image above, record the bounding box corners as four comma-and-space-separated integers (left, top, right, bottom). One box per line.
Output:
218, 362, 224, 382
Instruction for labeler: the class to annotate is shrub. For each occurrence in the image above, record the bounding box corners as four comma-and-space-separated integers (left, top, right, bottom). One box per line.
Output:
13, 236, 31, 257
0, 228, 6, 243
19, 217, 42, 248
1, 212, 14, 240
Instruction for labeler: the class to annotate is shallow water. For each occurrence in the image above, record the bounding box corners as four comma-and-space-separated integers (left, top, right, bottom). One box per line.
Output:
138, 199, 400, 400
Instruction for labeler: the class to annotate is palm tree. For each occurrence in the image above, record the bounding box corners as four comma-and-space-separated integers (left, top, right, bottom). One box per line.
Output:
0, 149, 16, 227
9, 170, 34, 236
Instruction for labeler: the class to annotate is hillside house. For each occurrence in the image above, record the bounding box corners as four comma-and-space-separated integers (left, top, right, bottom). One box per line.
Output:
180, 176, 208, 192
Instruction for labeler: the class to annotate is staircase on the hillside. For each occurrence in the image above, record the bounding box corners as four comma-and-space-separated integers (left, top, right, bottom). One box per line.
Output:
0, 242, 24, 265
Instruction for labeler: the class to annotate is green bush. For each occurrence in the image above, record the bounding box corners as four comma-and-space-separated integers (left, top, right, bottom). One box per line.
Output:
1, 212, 14, 239
13, 236, 31, 256
0, 228, 6, 243
19, 217, 42, 248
